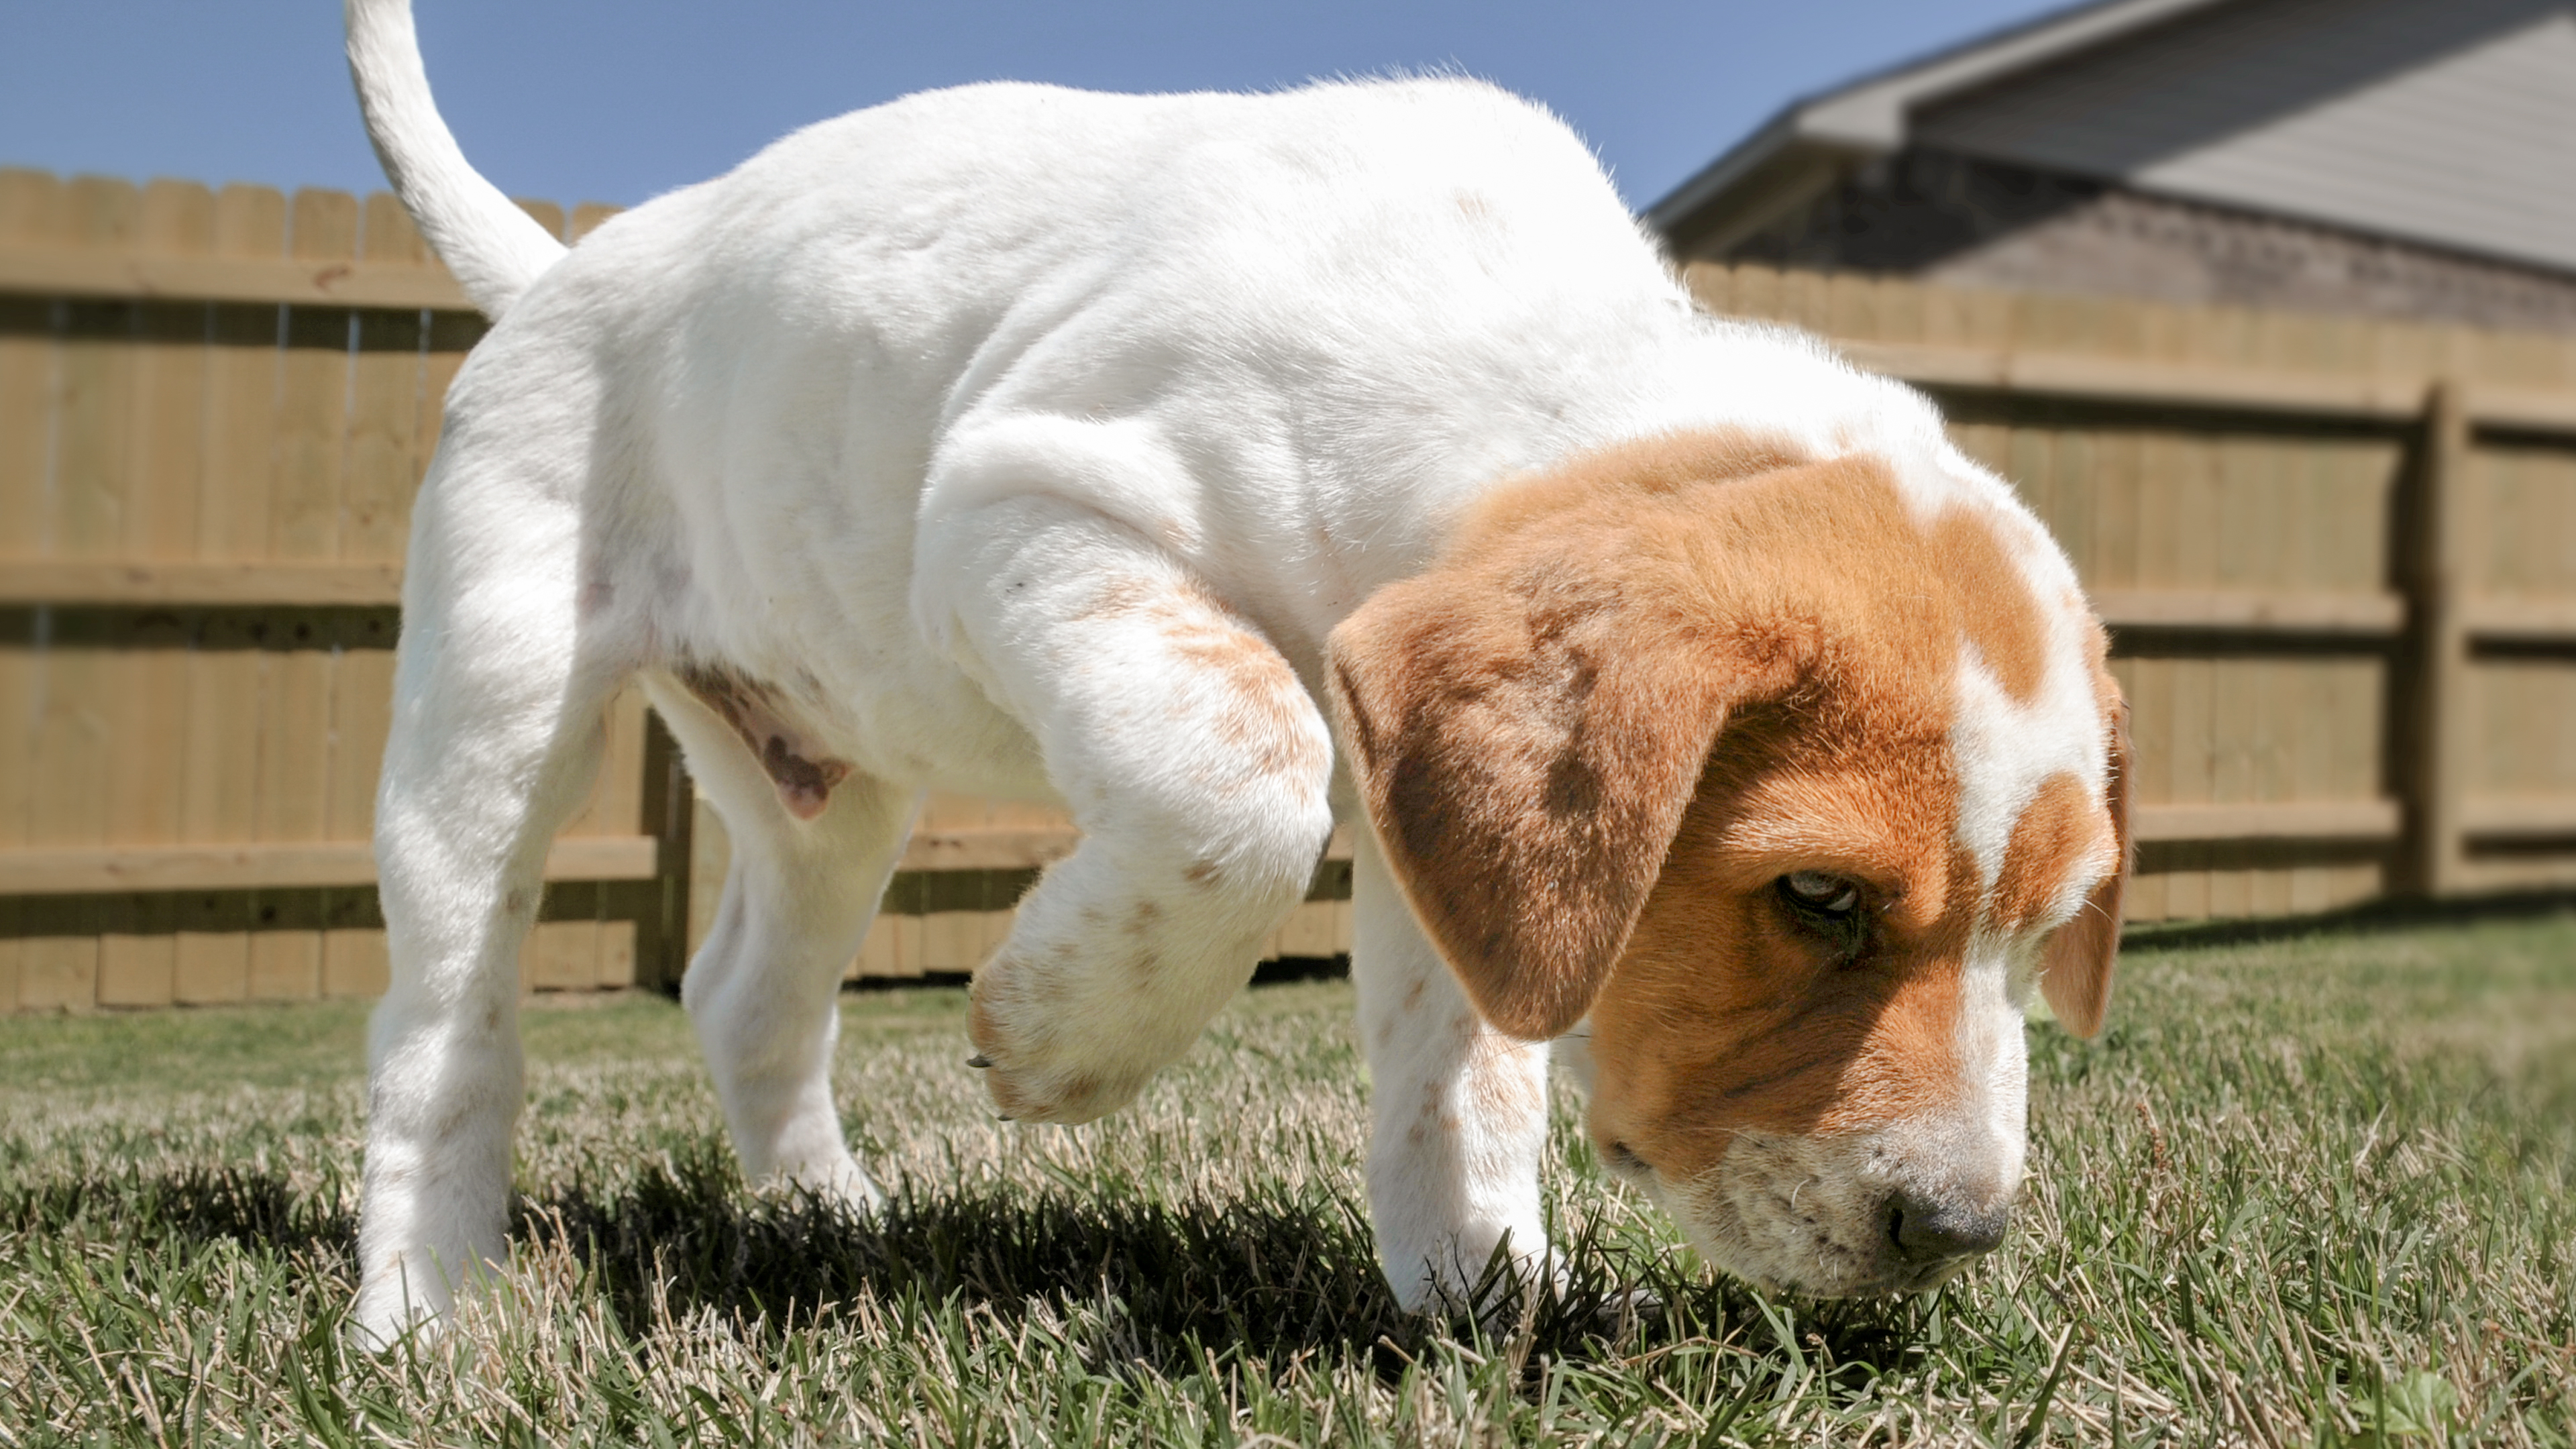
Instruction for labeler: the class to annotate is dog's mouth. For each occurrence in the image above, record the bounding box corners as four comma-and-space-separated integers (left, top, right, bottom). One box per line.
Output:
1623, 1130, 2019, 1299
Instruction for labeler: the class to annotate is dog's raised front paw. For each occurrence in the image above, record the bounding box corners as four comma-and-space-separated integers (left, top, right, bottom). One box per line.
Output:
965, 947, 1165, 1125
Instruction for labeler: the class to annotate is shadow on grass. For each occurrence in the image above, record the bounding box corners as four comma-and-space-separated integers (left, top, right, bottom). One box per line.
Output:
9, 1152, 1940, 1380
2123, 886, 2576, 953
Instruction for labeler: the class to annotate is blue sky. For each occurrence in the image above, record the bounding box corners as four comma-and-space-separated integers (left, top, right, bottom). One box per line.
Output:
3, 1, 2068, 214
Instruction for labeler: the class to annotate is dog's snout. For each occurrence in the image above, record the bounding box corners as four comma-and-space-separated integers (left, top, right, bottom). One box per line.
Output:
1883, 1191, 2010, 1265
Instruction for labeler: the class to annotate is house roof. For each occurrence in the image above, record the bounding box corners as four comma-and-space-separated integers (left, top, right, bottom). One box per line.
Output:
1648, 0, 2576, 275
1645, 0, 2229, 252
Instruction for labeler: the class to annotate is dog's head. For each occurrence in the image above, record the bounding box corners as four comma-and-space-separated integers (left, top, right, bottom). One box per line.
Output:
1328, 433, 2129, 1296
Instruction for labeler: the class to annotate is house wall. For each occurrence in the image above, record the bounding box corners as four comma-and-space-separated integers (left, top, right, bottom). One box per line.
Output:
1717, 149, 2576, 333
1911, 0, 2576, 276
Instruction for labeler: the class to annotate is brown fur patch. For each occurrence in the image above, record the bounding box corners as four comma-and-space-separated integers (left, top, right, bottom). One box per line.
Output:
1134, 580, 1329, 784
1990, 772, 2106, 931
2039, 653, 2131, 1037
1931, 506, 2049, 702
1328, 433, 2068, 1043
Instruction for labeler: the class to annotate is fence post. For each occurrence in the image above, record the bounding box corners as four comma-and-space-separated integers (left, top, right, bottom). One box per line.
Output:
635, 710, 696, 994
2398, 380, 2473, 896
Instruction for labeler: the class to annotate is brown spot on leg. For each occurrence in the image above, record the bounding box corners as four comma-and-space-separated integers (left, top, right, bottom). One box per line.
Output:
1127, 900, 1163, 935
1184, 860, 1223, 888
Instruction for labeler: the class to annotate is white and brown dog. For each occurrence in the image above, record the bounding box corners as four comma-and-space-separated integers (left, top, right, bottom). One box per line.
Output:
344, 0, 2128, 1344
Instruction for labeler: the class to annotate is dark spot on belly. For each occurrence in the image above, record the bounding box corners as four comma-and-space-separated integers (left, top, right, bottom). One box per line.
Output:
679, 660, 854, 820
763, 735, 851, 821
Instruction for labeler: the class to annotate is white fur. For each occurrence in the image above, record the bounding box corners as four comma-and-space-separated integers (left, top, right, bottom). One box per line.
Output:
344, 0, 2100, 1340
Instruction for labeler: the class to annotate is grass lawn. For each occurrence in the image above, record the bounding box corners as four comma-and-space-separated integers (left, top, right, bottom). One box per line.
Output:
3, 912, 2572, 1446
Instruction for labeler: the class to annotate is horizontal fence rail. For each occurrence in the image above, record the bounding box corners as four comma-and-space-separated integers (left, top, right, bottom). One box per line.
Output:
2, 166, 2573, 1012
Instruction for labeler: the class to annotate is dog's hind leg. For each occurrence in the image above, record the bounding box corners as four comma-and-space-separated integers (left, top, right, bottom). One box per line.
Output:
352, 464, 637, 1346
644, 674, 914, 1208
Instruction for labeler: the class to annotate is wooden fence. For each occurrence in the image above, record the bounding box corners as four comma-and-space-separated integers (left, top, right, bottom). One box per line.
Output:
1, 166, 2569, 1011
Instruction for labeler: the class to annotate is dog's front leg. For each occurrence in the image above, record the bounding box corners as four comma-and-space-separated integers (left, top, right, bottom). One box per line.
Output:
917, 492, 1335, 1124
1350, 830, 1556, 1313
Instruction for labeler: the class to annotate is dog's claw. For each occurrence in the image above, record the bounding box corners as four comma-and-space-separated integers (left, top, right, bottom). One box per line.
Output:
996, 1113, 1014, 1123
965, 1053, 991, 1069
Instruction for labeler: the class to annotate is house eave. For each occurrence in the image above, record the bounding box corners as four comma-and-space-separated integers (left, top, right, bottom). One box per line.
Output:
1645, 0, 2237, 248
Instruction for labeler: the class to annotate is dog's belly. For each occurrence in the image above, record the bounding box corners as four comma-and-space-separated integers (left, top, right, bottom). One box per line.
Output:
672, 612, 1064, 809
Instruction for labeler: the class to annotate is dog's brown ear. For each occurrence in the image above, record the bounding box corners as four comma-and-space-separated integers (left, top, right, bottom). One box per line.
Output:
1327, 552, 1756, 1042
2040, 669, 2129, 1038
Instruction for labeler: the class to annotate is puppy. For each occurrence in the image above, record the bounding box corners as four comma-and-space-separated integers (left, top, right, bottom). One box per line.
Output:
344, 0, 2127, 1342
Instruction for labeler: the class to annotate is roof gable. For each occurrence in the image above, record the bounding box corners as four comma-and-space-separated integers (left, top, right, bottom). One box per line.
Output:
1654, 0, 2576, 275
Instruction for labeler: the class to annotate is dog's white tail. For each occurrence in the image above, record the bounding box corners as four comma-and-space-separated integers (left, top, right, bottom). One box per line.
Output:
345, 0, 567, 318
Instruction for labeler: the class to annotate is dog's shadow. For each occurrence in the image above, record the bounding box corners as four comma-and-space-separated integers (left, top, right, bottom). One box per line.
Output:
535, 1155, 1426, 1364
48, 1156, 1938, 1378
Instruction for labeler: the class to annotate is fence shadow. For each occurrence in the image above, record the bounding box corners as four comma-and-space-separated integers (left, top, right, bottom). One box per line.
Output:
2124, 886, 2576, 953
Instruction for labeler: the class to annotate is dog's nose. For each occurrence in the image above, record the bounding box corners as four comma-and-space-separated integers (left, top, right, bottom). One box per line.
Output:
1884, 1191, 2010, 1265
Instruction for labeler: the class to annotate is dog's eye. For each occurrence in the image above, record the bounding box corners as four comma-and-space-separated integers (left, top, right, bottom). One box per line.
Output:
1777, 871, 1870, 959
1779, 871, 1860, 915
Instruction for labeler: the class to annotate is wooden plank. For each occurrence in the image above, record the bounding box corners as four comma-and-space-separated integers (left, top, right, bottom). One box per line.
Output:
2107, 659, 2163, 920
899, 825, 1082, 873
598, 919, 636, 988
271, 189, 358, 563
254, 629, 335, 850
105, 618, 189, 853
97, 894, 176, 1008
249, 928, 321, 1002
890, 820, 1357, 872
850, 912, 923, 980
97, 934, 176, 1008
0, 172, 64, 564
2130, 800, 2403, 843
19, 936, 99, 1012
562, 690, 649, 838
51, 179, 143, 565
0, 240, 474, 311
323, 928, 390, 998
2462, 596, 2576, 642
0, 902, 17, 1011
345, 194, 429, 566
2459, 796, 2576, 835
1271, 898, 1345, 959
0, 834, 660, 894
25, 637, 111, 859
328, 639, 396, 844
173, 891, 249, 1004
1837, 339, 2432, 421
126, 181, 215, 564
0, 559, 404, 604
0, 622, 32, 869
524, 919, 598, 992
198, 184, 288, 563
2090, 589, 2405, 634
